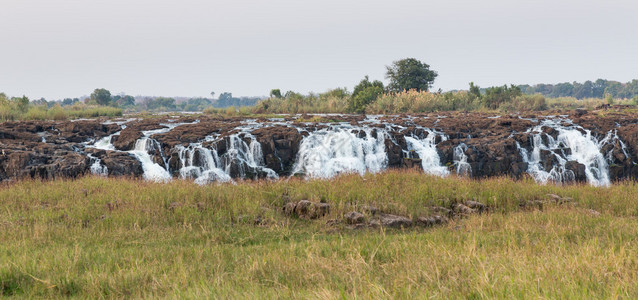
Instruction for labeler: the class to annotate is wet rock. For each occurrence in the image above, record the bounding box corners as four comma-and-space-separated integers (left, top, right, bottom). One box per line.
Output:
565, 161, 587, 182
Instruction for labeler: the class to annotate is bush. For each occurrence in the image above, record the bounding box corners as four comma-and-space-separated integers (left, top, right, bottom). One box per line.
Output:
482, 85, 522, 109
47, 105, 69, 120
498, 95, 547, 112
366, 91, 479, 114
349, 86, 383, 113
24, 107, 47, 120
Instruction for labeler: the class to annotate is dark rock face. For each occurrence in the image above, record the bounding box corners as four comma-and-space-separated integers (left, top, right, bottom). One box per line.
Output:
251, 126, 303, 174
3, 111, 638, 183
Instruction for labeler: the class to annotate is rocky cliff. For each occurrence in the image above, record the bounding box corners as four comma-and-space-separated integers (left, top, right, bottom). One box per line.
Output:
1, 109, 637, 185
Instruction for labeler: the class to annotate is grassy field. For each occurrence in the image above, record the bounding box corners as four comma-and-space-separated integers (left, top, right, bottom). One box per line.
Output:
2, 170, 638, 298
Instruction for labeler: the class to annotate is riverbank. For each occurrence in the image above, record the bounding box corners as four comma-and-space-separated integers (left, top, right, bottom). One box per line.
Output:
2, 172, 638, 298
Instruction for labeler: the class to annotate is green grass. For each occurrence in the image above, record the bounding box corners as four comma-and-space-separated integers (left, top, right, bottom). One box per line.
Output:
2, 170, 638, 298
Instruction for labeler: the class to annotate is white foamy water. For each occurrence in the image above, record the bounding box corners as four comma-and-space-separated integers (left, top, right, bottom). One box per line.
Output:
453, 143, 472, 176
292, 126, 388, 178
519, 119, 610, 186
87, 154, 108, 176
404, 129, 450, 176
130, 137, 173, 182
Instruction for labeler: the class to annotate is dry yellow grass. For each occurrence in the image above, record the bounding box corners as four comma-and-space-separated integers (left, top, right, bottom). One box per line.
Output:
1, 171, 638, 298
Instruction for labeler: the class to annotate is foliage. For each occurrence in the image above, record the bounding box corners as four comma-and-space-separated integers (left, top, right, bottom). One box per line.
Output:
113, 95, 135, 107
366, 90, 479, 114
270, 89, 282, 98
349, 76, 384, 113
253, 88, 350, 114
385, 58, 438, 92
212, 92, 260, 108
90, 88, 112, 106
1, 92, 122, 122
520, 79, 638, 99
481, 85, 523, 109
498, 94, 548, 112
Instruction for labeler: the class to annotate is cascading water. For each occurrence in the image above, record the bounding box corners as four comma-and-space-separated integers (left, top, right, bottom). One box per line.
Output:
221, 133, 279, 180
87, 154, 108, 176
128, 122, 195, 182
131, 137, 173, 182
174, 132, 277, 185
404, 129, 450, 176
292, 126, 388, 178
518, 119, 610, 186
175, 143, 232, 184
453, 143, 471, 176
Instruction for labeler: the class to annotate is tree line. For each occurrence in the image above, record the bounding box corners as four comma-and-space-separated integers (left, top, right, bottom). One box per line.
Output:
519, 79, 638, 99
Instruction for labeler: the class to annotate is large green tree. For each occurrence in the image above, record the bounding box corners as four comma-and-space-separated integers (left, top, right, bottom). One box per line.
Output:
90, 88, 112, 106
385, 58, 438, 92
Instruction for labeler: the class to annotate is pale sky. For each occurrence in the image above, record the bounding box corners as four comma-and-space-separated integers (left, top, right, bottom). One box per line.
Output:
1, 0, 637, 99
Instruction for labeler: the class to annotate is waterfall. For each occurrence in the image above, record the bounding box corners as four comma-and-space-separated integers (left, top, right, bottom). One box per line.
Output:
292, 126, 387, 178
131, 137, 173, 182
222, 133, 279, 180
87, 154, 108, 176
173, 132, 278, 185
176, 143, 232, 184
404, 129, 450, 176
453, 143, 471, 176
519, 119, 610, 186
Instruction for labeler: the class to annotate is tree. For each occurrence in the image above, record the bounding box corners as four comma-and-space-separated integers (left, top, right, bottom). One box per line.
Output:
469, 82, 481, 98
90, 88, 112, 106
385, 58, 438, 92
270, 89, 282, 98
349, 76, 385, 113
116, 95, 135, 107
210, 91, 215, 98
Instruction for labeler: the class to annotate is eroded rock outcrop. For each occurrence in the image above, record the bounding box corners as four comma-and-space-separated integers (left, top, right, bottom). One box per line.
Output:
3, 110, 638, 183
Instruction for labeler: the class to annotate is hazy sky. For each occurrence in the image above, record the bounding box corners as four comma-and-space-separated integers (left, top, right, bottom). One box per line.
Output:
1, 0, 637, 99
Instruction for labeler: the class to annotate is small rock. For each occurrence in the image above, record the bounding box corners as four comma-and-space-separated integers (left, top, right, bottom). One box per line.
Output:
585, 209, 601, 216
453, 203, 475, 215
344, 211, 365, 225
310, 202, 330, 219
371, 213, 413, 228
546, 194, 562, 202
546, 194, 572, 204
294, 200, 313, 216
574, 108, 587, 117
416, 215, 448, 227
283, 202, 297, 216
283, 200, 330, 219
464, 200, 487, 213
431, 206, 453, 217
362, 205, 379, 216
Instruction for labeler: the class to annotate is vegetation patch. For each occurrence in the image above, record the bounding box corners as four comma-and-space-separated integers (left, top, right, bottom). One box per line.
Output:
2, 171, 638, 298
